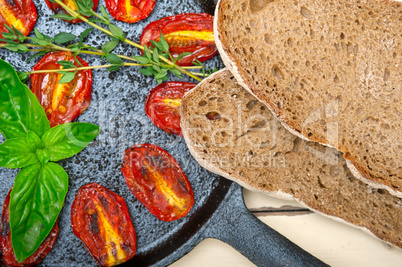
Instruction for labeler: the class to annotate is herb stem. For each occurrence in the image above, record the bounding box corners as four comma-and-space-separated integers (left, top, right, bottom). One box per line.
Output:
52, 0, 202, 82
29, 63, 148, 74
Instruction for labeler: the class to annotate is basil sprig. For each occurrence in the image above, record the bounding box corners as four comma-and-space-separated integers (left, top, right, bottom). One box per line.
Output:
0, 59, 99, 262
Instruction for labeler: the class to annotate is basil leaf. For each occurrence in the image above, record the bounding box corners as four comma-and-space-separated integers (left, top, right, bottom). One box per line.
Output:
0, 60, 50, 139
79, 28, 94, 44
42, 122, 99, 162
132, 55, 149, 64
0, 137, 39, 168
53, 32, 77, 44
9, 163, 68, 262
16, 71, 29, 83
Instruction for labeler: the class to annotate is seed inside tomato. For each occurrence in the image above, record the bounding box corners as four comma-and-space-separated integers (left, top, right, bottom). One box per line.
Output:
0, 188, 59, 266
145, 82, 196, 136
44, 0, 99, 23
105, 0, 155, 23
121, 144, 194, 221
29, 51, 92, 127
0, 0, 37, 38
140, 13, 217, 66
71, 183, 137, 267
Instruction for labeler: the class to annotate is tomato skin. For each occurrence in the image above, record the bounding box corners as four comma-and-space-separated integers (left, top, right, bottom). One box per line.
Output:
71, 183, 137, 267
145, 82, 196, 137
105, 0, 155, 23
44, 0, 99, 24
121, 144, 194, 221
140, 13, 217, 66
0, 188, 59, 267
29, 51, 92, 127
0, 0, 37, 38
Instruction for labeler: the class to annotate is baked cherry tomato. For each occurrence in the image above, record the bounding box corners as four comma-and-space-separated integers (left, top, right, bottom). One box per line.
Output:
140, 13, 217, 66
30, 51, 92, 127
71, 183, 136, 267
0, 0, 37, 39
121, 144, 194, 221
1, 188, 59, 266
105, 0, 155, 23
145, 82, 196, 137
44, 0, 99, 24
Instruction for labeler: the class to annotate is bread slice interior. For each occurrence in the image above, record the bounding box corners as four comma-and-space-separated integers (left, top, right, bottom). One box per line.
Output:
181, 69, 402, 248
214, 0, 402, 197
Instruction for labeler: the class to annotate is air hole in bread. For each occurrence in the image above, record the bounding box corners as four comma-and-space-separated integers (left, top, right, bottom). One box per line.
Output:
202, 136, 208, 141
249, 0, 275, 14
199, 101, 207, 107
272, 65, 284, 79
246, 100, 258, 109
300, 7, 313, 19
264, 34, 272, 45
384, 68, 390, 82
377, 188, 388, 194
206, 112, 221, 120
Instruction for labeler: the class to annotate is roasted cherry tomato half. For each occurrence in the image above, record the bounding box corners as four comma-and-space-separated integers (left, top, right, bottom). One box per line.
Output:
30, 51, 92, 127
105, 0, 155, 23
0, 0, 37, 39
121, 144, 194, 221
71, 183, 136, 267
145, 82, 196, 137
0, 188, 59, 267
140, 13, 217, 66
44, 0, 99, 24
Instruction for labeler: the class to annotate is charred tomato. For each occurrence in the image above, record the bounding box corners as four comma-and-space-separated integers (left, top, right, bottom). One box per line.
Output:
0, 188, 59, 266
105, 0, 155, 23
44, 0, 99, 24
121, 144, 194, 221
71, 183, 136, 267
0, 0, 37, 38
29, 51, 92, 127
145, 82, 196, 137
139, 13, 217, 66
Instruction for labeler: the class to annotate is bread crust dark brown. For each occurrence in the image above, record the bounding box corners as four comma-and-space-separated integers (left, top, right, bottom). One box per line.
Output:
214, 0, 402, 197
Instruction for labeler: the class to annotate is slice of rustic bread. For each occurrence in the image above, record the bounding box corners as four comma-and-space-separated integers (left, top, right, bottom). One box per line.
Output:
181, 69, 402, 248
214, 0, 402, 197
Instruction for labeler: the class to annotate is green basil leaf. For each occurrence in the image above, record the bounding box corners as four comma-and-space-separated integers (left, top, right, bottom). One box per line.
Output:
0, 139, 38, 169
9, 162, 68, 262
42, 122, 99, 162
53, 32, 77, 44
36, 148, 51, 166
58, 71, 77, 84
0, 60, 50, 139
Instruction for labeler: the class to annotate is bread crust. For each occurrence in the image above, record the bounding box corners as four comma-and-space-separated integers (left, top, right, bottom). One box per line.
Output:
214, 0, 402, 197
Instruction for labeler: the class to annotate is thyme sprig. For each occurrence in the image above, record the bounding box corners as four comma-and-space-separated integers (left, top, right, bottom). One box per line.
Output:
1, 25, 206, 84
49, 0, 204, 81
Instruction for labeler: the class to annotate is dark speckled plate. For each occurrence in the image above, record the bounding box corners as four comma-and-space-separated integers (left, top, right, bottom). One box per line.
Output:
0, 0, 327, 266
